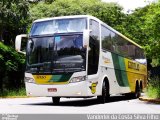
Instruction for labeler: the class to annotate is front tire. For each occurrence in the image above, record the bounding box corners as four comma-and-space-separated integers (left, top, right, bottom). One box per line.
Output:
52, 97, 60, 105
97, 81, 109, 103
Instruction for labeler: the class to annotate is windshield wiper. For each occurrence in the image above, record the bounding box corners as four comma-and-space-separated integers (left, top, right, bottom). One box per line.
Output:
28, 62, 51, 72
28, 63, 43, 67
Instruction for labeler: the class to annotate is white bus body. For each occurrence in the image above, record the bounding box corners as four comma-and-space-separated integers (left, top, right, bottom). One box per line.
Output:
15, 15, 147, 103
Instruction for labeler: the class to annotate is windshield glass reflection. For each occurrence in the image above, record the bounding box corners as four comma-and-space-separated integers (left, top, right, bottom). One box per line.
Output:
30, 18, 86, 36
26, 34, 86, 73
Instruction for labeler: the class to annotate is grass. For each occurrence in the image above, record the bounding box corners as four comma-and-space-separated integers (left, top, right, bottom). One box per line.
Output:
0, 87, 26, 98
147, 76, 160, 99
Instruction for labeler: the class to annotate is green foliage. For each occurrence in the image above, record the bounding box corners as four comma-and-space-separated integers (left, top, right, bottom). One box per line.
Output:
29, 0, 160, 66
1, 0, 160, 96
118, 2, 160, 66
29, 0, 125, 28
147, 76, 160, 99
0, 42, 25, 93
0, 0, 30, 45
0, 87, 26, 97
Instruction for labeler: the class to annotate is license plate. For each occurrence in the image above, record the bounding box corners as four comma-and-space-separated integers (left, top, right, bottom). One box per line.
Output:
48, 88, 57, 92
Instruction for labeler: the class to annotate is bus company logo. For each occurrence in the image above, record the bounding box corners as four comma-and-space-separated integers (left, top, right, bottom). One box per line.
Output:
36, 75, 46, 79
102, 56, 111, 63
89, 82, 98, 94
128, 61, 140, 70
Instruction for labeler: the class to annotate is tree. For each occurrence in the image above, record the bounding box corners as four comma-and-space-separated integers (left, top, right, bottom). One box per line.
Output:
118, 1, 160, 66
0, 0, 29, 45
29, 0, 125, 28
0, 42, 25, 93
28, 0, 160, 66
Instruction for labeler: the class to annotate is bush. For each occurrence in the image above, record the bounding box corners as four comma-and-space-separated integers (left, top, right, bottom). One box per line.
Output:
0, 42, 25, 94
0, 87, 26, 97
147, 76, 160, 99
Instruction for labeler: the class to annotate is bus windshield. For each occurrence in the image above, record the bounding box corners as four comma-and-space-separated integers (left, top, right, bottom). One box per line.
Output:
30, 18, 87, 36
26, 34, 86, 73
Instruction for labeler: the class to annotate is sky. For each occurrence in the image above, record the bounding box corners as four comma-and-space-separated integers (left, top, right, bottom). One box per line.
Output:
102, 0, 157, 12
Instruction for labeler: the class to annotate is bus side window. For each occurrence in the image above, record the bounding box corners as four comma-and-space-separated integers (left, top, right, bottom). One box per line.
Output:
101, 25, 112, 51
88, 19, 100, 75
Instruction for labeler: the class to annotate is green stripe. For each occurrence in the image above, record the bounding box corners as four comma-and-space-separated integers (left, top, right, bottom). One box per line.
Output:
112, 53, 129, 87
48, 74, 72, 82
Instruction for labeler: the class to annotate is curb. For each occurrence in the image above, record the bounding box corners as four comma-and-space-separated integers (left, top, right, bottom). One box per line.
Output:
139, 97, 160, 104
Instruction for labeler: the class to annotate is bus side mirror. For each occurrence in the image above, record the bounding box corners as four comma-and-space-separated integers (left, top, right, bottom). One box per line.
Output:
83, 30, 90, 47
15, 34, 28, 55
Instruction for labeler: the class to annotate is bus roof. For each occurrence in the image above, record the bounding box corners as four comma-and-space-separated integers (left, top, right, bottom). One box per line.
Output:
33, 15, 142, 49
33, 15, 90, 23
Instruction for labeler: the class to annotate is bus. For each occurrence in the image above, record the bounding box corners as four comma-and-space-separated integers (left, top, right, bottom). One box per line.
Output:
15, 15, 147, 104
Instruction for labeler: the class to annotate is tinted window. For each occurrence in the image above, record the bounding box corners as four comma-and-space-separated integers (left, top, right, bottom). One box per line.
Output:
135, 47, 146, 64
111, 34, 136, 59
26, 35, 86, 73
101, 24, 145, 63
88, 20, 100, 75
101, 25, 112, 50
90, 20, 100, 40
30, 18, 87, 36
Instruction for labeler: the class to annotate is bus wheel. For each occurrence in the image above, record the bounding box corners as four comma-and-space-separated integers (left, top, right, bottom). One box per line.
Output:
140, 81, 143, 92
97, 81, 109, 104
134, 83, 141, 98
52, 97, 60, 105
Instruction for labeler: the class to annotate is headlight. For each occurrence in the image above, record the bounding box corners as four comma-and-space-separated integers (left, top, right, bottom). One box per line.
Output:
69, 76, 86, 83
24, 77, 35, 83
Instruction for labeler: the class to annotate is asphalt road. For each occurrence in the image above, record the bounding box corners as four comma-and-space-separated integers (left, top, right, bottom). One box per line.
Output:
0, 95, 160, 114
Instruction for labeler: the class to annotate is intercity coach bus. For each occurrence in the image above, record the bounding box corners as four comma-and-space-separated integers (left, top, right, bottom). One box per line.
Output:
15, 15, 147, 104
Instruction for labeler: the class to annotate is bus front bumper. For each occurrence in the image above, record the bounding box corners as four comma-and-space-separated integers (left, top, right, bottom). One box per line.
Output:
25, 81, 93, 97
